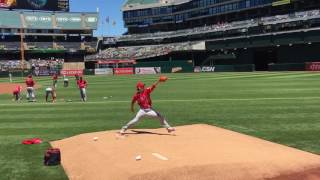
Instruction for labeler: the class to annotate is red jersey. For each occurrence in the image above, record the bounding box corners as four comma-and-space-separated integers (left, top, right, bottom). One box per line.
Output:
25, 78, 35, 87
132, 85, 156, 109
52, 74, 58, 80
13, 86, 21, 94
77, 80, 87, 89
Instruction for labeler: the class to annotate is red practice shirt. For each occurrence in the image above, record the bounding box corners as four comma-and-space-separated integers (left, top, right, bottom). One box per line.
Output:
77, 80, 87, 89
52, 74, 58, 80
132, 85, 156, 109
25, 78, 35, 87
13, 86, 21, 95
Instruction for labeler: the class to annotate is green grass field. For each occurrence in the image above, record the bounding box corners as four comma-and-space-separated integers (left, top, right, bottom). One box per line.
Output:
0, 72, 320, 180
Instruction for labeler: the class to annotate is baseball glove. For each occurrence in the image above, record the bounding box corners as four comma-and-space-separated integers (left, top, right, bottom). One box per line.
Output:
159, 76, 168, 82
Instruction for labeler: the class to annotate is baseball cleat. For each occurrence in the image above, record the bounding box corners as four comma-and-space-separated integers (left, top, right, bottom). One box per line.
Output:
119, 129, 126, 135
167, 127, 175, 133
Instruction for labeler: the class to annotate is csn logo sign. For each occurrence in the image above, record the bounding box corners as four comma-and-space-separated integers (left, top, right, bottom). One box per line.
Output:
201, 67, 215, 72
194, 66, 215, 73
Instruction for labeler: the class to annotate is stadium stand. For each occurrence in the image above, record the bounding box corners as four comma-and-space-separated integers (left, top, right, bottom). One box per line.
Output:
86, 41, 204, 60
0, 9, 98, 72
87, 0, 320, 72
118, 10, 320, 42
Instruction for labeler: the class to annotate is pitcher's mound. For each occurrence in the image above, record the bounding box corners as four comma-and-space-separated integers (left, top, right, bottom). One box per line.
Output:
51, 124, 320, 180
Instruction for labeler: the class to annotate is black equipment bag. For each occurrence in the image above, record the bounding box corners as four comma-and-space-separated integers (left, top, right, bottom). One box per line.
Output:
44, 148, 61, 166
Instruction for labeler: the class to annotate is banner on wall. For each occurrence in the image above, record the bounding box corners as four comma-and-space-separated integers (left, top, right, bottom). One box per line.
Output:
305, 62, 320, 71
171, 67, 183, 73
60, 69, 83, 76
114, 68, 134, 75
36, 70, 59, 76
94, 68, 113, 75
135, 67, 161, 75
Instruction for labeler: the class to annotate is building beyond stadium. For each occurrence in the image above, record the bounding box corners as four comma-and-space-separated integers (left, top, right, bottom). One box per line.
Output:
90, 0, 320, 72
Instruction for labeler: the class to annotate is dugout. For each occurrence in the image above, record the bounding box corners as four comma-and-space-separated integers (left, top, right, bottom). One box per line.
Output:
206, 29, 320, 71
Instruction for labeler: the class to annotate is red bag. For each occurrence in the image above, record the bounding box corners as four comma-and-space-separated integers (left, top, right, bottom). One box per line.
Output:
44, 148, 61, 166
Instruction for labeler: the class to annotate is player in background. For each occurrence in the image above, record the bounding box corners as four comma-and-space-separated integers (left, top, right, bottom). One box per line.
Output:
119, 77, 175, 135
12, 85, 22, 102
25, 75, 36, 102
75, 74, 80, 81
52, 73, 58, 88
45, 86, 56, 103
63, 75, 69, 87
77, 76, 87, 102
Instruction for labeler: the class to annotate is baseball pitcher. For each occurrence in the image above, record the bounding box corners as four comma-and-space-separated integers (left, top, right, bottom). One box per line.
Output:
120, 76, 175, 135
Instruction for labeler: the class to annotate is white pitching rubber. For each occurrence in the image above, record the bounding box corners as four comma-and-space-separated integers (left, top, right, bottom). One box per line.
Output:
152, 153, 168, 161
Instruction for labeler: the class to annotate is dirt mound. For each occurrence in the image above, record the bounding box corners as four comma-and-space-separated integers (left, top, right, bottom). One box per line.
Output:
51, 124, 320, 180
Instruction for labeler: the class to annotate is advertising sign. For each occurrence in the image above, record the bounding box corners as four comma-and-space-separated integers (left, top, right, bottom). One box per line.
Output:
95, 68, 113, 75
0, 0, 16, 8
135, 67, 161, 75
171, 67, 183, 73
194, 66, 215, 72
201, 66, 215, 72
0, 0, 69, 11
103, 37, 117, 45
114, 68, 134, 75
36, 70, 58, 76
60, 69, 83, 76
306, 62, 320, 71
194, 66, 201, 73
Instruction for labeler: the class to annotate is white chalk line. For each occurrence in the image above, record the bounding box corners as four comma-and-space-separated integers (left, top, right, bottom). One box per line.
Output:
0, 96, 320, 106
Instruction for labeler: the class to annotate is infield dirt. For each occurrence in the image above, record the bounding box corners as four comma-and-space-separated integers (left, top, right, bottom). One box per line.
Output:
0, 83, 41, 94
51, 124, 320, 180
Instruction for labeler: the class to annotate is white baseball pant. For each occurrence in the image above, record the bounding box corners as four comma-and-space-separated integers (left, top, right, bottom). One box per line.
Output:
122, 108, 171, 130
80, 88, 87, 101
26, 87, 35, 100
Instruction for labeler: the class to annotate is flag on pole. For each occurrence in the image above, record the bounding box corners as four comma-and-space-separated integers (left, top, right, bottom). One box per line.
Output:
106, 16, 110, 24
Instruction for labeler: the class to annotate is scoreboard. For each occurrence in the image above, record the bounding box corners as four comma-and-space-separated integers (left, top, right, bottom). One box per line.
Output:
0, 0, 69, 12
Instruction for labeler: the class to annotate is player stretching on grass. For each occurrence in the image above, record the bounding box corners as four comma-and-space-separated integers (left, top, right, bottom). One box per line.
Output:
45, 87, 56, 103
12, 85, 22, 102
77, 76, 87, 102
119, 76, 175, 135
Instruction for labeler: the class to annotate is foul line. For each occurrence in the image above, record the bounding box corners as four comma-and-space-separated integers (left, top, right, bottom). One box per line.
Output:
0, 96, 320, 106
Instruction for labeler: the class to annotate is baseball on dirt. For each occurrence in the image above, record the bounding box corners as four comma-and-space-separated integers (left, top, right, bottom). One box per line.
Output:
135, 155, 142, 161
93, 137, 99, 141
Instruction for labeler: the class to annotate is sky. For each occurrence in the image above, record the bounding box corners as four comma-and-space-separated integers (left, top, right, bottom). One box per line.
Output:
70, 0, 127, 37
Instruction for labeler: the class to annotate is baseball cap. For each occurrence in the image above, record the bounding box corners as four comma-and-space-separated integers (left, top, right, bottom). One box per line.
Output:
136, 81, 145, 89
